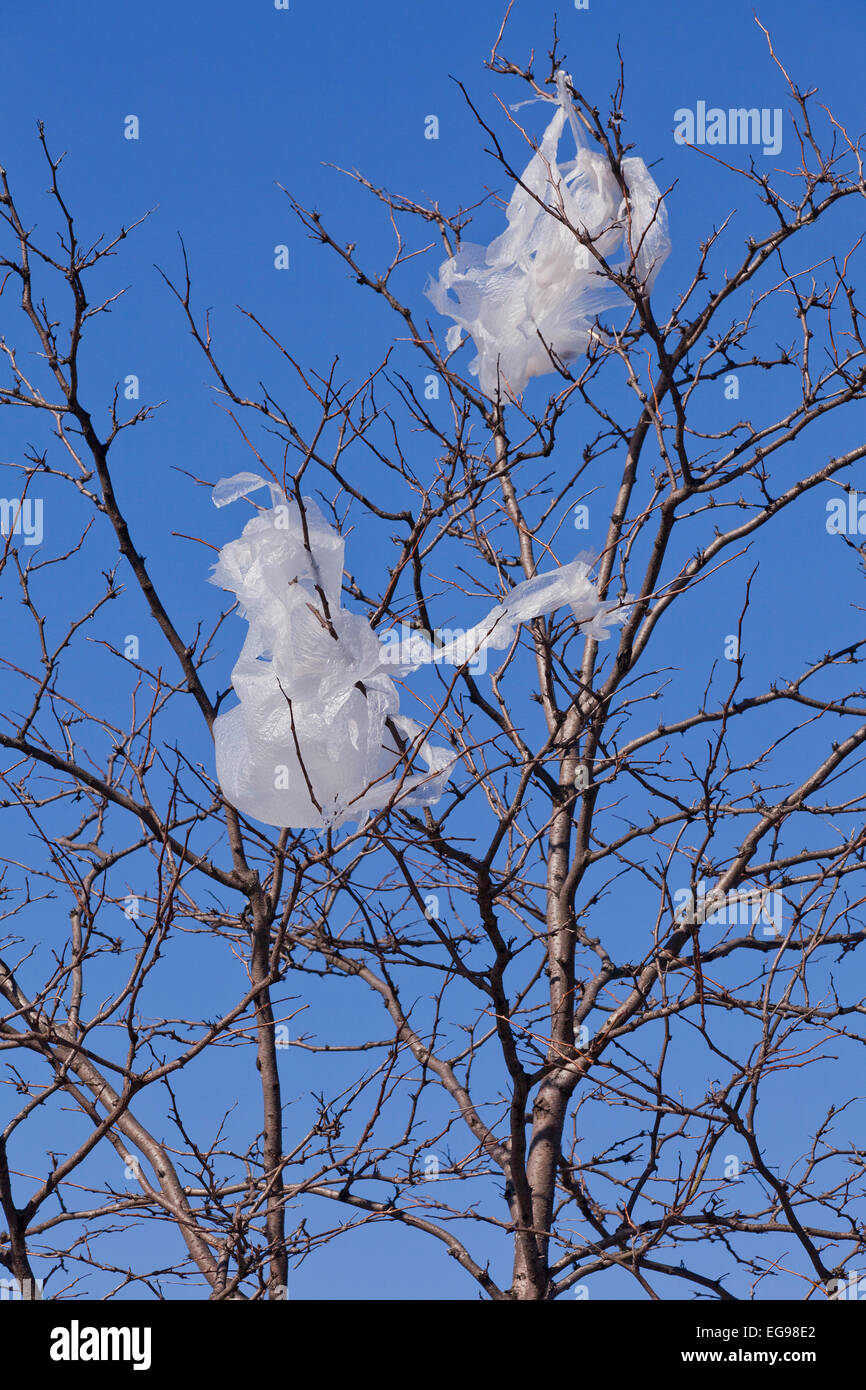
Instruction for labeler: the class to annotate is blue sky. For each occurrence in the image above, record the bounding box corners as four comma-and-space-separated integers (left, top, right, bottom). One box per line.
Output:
1, 0, 865, 1300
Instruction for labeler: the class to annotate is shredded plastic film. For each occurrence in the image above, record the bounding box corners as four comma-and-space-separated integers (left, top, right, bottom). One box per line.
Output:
210, 474, 628, 830
425, 70, 671, 400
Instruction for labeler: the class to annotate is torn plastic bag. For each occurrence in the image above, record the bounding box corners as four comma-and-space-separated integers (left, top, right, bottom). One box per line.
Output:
210, 475, 628, 830
382, 555, 628, 673
425, 70, 671, 401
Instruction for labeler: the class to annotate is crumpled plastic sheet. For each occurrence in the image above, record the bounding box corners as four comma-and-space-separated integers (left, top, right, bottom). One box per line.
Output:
425, 69, 671, 400
210, 473, 628, 830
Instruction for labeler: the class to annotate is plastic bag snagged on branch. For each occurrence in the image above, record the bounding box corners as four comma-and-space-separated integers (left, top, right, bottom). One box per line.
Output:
425, 70, 671, 401
210, 473, 628, 830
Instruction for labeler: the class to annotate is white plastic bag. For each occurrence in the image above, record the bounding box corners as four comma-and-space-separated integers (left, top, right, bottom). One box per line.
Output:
210, 474, 628, 830
426, 70, 671, 400
210, 474, 454, 830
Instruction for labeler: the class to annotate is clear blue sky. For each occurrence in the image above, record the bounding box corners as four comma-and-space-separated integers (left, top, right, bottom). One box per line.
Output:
1, 0, 865, 1300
